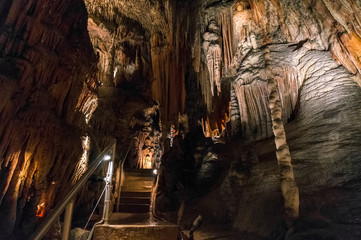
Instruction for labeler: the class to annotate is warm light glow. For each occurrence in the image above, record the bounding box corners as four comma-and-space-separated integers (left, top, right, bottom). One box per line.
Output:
36, 202, 46, 218
202, 102, 231, 138
72, 135, 90, 184
84, 97, 98, 124
113, 66, 118, 78
142, 155, 152, 169
76, 94, 98, 124
167, 125, 178, 147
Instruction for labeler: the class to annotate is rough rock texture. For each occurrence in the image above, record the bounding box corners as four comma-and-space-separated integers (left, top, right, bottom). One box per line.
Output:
85, 0, 190, 128
129, 105, 162, 169
70, 228, 90, 240
86, 6, 151, 155
264, 47, 299, 219
155, 126, 229, 216
184, 42, 361, 237
1, 0, 361, 239
157, 0, 361, 239
94, 224, 178, 240
0, 0, 98, 237
203, 20, 223, 96
83, 1, 361, 239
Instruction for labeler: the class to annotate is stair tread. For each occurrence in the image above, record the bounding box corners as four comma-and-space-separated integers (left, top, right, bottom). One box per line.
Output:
124, 168, 154, 173
94, 213, 178, 240
124, 177, 154, 181
119, 203, 150, 206
122, 187, 153, 192
123, 180, 154, 185
124, 169, 155, 178
121, 192, 152, 198
118, 204, 150, 213
119, 197, 151, 204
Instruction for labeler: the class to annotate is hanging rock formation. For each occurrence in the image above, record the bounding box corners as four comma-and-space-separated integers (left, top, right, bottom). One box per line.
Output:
203, 20, 222, 96
0, 0, 98, 237
129, 105, 162, 169
0, 0, 361, 239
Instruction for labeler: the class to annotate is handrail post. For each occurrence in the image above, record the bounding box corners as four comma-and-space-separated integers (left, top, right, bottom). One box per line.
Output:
103, 140, 116, 224
29, 141, 115, 240
62, 199, 74, 240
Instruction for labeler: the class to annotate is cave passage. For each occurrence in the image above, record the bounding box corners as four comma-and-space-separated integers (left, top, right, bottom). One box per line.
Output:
0, 0, 361, 239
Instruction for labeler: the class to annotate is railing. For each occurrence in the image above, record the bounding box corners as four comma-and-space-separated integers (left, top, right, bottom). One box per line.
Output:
29, 139, 117, 240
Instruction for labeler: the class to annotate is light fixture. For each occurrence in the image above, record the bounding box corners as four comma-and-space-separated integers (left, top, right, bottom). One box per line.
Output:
153, 169, 158, 175
103, 155, 111, 161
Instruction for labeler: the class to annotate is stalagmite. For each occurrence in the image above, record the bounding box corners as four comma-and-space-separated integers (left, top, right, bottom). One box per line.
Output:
264, 47, 299, 219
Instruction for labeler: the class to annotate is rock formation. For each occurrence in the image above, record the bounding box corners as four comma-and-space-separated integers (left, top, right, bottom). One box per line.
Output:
129, 105, 162, 169
0, 0, 361, 239
264, 46, 299, 219
0, 0, 98, 237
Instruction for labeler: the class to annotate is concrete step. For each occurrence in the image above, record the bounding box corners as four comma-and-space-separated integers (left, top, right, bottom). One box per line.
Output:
124, 169, 155, 178
122, 179, 154, 187
118, 203, 150, 213
94, 224, 178, 240
121, 186, 153, 193
94, 213, 178, 240
120, 191, 151, 198
124, 176, 155, 182
119, 197, 151, 205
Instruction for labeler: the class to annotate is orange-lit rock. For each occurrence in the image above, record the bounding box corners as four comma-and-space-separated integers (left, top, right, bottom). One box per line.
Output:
0, 0, 98, 236
1, 0, 361, 239
340, 32, 361, 72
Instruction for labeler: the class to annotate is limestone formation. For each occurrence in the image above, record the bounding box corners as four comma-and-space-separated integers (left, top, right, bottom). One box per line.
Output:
0, 0, 98, 236
129, 105, 162, 169
264, 47, 299, 219
0, 0, 361, 239
203, 20, 222, 96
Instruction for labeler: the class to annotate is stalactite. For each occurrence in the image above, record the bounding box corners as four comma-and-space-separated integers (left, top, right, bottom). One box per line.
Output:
129, 106, 162, 169
150, 1, 188, 124
218, 9, 234, 75
231, 46, 300, 140
264, 47, 299, 219
203, 20, 222, 96
0, 0, 98, 235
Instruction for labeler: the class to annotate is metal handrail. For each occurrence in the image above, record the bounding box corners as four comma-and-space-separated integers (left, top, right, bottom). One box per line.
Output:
29, 139, 116, 240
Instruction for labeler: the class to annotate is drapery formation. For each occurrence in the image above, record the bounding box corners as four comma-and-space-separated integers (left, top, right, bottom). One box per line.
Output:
0, 0, 98, 235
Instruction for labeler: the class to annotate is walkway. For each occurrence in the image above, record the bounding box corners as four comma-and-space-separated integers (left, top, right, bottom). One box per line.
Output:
93, 168, 178, 240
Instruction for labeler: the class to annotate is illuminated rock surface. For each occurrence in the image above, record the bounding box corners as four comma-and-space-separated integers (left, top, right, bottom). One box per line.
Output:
0, 0, 361, 239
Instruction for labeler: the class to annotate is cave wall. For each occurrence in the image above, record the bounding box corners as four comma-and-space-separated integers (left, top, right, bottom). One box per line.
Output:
0, 0, 98, 237
193, 0, 361, 137
84, 0, 202, 167
0, 0, 361, 238
178, 0, 361, 238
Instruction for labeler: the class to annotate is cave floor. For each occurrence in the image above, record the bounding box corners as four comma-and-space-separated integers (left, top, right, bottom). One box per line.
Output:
94, 212, 178, 240
192, 229, 264, 240
107, 212, 165, 225
105, 213, 263, 240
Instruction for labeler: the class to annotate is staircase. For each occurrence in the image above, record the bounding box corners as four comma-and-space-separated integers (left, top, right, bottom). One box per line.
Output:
93, 168, 178, 240
118, 169, 154, 213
